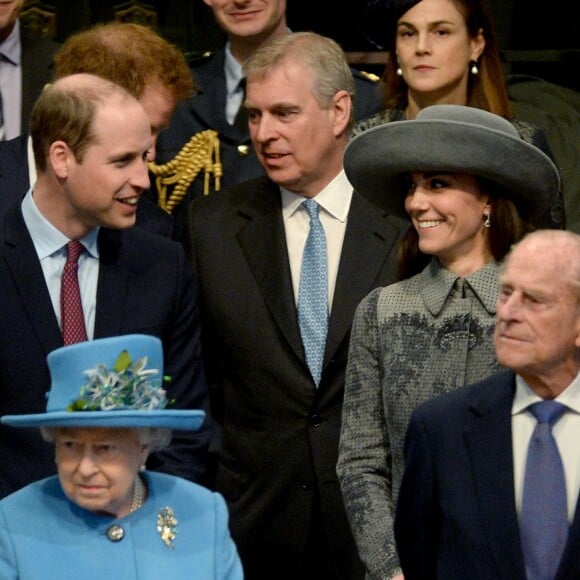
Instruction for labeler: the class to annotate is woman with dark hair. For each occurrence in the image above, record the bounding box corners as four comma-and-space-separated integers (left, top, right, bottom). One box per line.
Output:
353, 0, 565, 229
336, 104, 560, 580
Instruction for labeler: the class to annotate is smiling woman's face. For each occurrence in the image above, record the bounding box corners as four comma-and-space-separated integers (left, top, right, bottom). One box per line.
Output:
54, 427, 149, 518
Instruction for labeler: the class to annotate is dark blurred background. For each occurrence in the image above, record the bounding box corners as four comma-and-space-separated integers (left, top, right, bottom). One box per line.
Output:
24, 0, 579, 91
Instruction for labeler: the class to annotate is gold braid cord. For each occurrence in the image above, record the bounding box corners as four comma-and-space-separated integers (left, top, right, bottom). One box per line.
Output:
148, 130, 222, 214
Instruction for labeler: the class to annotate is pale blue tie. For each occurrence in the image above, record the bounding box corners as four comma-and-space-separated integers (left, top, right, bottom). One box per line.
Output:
298, 199, 328, 386
520, 400, 569, 580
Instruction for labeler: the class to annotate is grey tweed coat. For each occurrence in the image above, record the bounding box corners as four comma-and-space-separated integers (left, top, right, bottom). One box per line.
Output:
337, 259, 503, 579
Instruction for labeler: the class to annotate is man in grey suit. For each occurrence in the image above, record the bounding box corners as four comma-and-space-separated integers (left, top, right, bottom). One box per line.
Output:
0, 74, 210, 498
187, 32, 406, 579
395, 229, 580, 579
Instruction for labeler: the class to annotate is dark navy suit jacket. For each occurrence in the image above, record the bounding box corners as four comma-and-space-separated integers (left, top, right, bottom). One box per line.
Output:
0, 201, 210, 498
188, 176, 407, 578
395, 370, 580, 579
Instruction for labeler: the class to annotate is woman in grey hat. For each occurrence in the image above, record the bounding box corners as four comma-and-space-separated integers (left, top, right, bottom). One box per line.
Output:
353, 0, 565, 229
0, 334, 243, 580
336, 104, 560, 580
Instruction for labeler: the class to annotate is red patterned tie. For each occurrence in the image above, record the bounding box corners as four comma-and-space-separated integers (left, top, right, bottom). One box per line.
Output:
60, 240, 88, 345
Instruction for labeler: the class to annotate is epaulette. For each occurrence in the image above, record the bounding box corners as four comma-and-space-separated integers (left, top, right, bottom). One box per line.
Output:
148, 130, 222, 213
355, 69, 381, 83
185, 50, 215, 68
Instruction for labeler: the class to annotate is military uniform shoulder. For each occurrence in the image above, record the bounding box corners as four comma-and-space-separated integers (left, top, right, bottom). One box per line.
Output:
350, 66, 381, 84
186, 50, 217, 69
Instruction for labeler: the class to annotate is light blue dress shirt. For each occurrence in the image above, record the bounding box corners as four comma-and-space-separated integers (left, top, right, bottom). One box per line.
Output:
21, 190, 100, 339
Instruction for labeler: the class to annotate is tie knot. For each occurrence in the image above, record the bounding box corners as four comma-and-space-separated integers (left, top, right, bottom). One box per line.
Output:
66, 240, 84, 264
302, 199, 320, 220
529, 400, 567, 425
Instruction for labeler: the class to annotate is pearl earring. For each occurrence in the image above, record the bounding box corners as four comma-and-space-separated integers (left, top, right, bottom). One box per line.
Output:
396, 67, 403, 76
470, 60, 479, 75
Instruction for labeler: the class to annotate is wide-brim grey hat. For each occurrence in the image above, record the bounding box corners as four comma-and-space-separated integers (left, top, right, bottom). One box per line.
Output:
344, 104, 560, 220
1, 334, 205, 430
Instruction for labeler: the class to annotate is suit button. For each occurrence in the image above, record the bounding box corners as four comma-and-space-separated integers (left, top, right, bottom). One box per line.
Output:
309, 414, 321, 427
299, 480, 313, 491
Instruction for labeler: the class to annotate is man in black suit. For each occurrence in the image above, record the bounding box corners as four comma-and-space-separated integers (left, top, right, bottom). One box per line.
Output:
0, 74, 210, 499
0, 21, 198, 238
187, 32, 406, 579
151, 0, 382, 241
395, 229, 580, 579
0, 0, 58, 138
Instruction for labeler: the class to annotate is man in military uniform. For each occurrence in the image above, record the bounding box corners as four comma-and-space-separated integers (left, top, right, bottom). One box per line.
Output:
151, 0, 382, 241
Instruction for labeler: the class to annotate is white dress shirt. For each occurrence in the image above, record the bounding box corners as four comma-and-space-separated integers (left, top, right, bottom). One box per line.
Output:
281, 170, 353, 313
512, 371, 580, 522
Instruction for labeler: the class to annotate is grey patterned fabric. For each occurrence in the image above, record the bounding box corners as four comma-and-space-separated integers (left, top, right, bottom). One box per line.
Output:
351, 107, 566, 229
337, 259, 503, 579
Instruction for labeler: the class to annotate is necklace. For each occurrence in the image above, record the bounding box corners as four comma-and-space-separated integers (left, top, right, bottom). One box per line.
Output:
129, 475, 146, 514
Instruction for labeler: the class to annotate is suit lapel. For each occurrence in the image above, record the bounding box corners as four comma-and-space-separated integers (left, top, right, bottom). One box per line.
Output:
93, 229, 129, 338
236, 180, 304, 360
3, 206, 62, 353
326, 193, 402, 363
464, 371, 526, 579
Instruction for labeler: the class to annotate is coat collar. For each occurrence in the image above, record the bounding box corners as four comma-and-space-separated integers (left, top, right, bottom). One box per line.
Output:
419, 259, 500, 317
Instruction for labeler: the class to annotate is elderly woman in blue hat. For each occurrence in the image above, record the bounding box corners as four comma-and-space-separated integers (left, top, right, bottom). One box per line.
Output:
0, 334, 243, 579
336, 104, 560, 580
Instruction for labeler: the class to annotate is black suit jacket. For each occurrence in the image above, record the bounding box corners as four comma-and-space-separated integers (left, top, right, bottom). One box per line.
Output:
20, 27, 59, 134
395, 370, 580, 580
0, 204, 211, 498
154, 48, 382, 240
0, 135, 174, 238
187, 176, 407, 579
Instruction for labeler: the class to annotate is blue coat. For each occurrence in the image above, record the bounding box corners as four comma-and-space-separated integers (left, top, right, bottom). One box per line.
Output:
0, 471, 243, 579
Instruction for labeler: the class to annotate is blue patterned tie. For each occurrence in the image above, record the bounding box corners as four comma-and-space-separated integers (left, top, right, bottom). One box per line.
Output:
298, 199, 328, 386
520, 400, 569, 580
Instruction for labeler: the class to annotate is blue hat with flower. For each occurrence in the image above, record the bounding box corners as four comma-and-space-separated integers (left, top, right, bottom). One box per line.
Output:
1, 334, 205, 430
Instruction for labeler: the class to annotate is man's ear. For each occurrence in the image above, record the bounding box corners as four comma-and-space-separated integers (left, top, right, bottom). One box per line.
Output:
49, 141, 72, 179
331, 89, 352, 137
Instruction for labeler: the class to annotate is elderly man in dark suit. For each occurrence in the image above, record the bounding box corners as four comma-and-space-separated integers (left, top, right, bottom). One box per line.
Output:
395, 229, 580, 580
187, 32, 406, 580
0, 74, 210, 499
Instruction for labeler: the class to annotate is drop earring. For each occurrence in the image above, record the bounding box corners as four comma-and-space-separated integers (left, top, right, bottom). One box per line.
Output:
396, 66, 403, 76
470, 60, 479, 75
483, 213, 491, 228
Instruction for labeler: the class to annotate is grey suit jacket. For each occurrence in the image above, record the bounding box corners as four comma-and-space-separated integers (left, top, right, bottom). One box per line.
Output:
188, 176, 407, 579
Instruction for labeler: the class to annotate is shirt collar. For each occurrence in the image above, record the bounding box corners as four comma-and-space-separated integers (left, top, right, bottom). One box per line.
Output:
224, 42, 244, 98
418, 259, 500, 317
21, 189, 100, 260
513, 371, 580, 415
0, 19, 21, 65
281, 170, 353, 222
